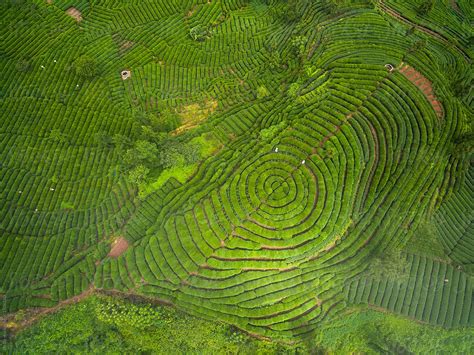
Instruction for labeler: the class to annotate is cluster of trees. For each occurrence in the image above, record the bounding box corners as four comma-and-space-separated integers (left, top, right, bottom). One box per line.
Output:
452, 131, 474, 157
416, 0, 434, 16
451, 69, 473, 106
4, 294, 472, 353
259, 121, 287, 142
107, 109, 202, 185
91, 102, 206, 187
290, 35, 308, 64
284, 0, 308, 22
312, 309, 474, 353
1, 295, 297, 353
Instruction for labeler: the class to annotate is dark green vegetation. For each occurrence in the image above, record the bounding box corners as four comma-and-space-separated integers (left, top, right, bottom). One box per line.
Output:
2, 294, 473, 353
1, 294, 296, 353
1, 0, 473, 351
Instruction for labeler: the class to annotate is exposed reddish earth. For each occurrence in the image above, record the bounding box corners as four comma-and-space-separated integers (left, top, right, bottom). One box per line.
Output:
399, 64, 444, 118
108, 237, 129, 258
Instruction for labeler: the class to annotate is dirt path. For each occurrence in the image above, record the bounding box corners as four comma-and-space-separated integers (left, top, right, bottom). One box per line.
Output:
1, 286, 95, 334
376, 1, 471, 63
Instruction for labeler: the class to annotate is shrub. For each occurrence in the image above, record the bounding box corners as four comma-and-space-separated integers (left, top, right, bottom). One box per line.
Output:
127, 164, 150, 184
285, 0, 308, 23
160, 142, 201, 169
287, 82, 300, 97
259, 121, 287, 141
416, 0, 433, 15
74, 55, 99, 78
16, 58, 32, 72
123, 140, 159, 168
256, 85, 270, 99
290, 35, 308, 60
189, 25, 212, 41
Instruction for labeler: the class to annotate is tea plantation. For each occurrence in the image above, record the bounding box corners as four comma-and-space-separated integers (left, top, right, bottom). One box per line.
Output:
1, 0, 473, 350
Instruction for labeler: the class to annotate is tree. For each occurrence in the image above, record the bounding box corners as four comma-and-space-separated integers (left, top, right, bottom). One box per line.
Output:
112, 134, 131, 154
285, 0, 308, 23
127, 165, 149, 184
123, 140, 159, 168
48, 128, 68, 144
452, 132, 474, 156
416, 0, 433, 15
16, 58, 32, 72
160, 141, 201, 169
321, 0, 346, 16
290, 35, 308, 62
74, 55, 99, 78
153, 109, 181, 132
189, 25, 212, 41
408, 39, 427, 53
451, 70, 473, 102
256, 85, 270, 99
134, 108, 181, 137
405, 26, 416, 36
287, 82, 300, 98
259, 121, 286, 141
94, 131, 113, 148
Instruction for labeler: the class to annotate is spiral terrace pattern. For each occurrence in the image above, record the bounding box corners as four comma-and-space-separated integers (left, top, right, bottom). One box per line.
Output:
1, 0, 472, 339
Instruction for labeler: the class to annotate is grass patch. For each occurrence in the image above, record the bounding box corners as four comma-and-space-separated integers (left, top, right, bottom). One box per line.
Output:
171, 99, 218, 135
405, 218, 447, 260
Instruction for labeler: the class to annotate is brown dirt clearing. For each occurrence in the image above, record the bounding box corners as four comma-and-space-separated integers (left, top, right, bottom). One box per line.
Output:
399, 64, 443, 118
108, 237, 129, 257
66, 7, 82, 22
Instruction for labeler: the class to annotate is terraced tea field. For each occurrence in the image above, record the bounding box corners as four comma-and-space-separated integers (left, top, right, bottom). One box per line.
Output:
1, 0, 473, 343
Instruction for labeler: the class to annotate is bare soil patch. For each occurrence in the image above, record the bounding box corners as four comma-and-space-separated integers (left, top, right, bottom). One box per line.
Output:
66, 7, 82, 22
108, 237, 129, 257
399, 64, 443, 118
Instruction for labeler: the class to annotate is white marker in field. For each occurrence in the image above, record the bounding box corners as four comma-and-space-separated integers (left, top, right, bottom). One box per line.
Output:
54, 60, 57, 63
41, 65, 45, 69
301, 160, 305, 164
274, 147, 278, 153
